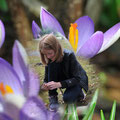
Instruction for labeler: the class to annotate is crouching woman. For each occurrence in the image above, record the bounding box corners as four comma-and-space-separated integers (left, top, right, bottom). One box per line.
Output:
39, 34, 88, 111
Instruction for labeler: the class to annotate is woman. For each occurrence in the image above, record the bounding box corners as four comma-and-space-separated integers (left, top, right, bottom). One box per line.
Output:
39, 34, 88, 111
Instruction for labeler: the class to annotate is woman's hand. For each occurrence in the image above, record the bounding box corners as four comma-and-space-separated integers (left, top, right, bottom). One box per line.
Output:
41, 83, 49, 91
46, 81, 62, 90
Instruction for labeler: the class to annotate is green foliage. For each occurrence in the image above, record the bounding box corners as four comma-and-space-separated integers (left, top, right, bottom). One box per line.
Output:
100, 101, 116, 120
61, 105, 68, 120
100, 110, 105, 120
62, 104, 79, 120
0, 0, 8, 12
100, 0, 119, 29
110, 100, 116, 120
62, 89, 99, 120
116, 0, 120, 9
83, 89, 99, 120
99, 72, 107, 84
116, 0, 120, 17
89, 89, 99, 108
61, 89, 117, 120
83, 103, 96, 120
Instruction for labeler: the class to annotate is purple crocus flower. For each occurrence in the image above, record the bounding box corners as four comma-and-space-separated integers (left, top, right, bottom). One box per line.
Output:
32, 21, 41, 39
0, 40, 60, 120
0, 96, 60, 120
0, 20, 5, 48
12, 40, 40, 97
0, 39, 39, 111
32, 7, 120, 58
1, 40, 40, 98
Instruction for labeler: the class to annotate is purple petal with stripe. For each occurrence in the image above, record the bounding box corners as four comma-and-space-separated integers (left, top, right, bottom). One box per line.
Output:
76, 31, 103, 58
20, 97, 48, 120
0, 58, 23, 95
28, 69, 40, 97
0, 113, 13, 120
13, 40, 29, 97
32, 20, 41, 39
74, 16, 94, 51
0, 20, 5, 48
40, 7, 65, 36
98, 22, 120, 53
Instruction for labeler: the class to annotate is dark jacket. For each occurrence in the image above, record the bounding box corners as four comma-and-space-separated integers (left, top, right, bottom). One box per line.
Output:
44, 49, 88, 92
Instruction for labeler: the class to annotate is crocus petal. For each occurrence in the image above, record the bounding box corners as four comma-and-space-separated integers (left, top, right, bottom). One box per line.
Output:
40, 7, 65, 36
20, 97, 48, 120
1, 94, 26, 120
0, 102, 4, 112
47, 111, 60, 120
98, 22, 120, 53
76, 31, 104, 58
75, 16, 94, 51
32, 20, 41, 39
0, 113, 13, 120
0, 58, 23, 95
0, 20, 5, 48
3, 100, 20, 120
13, 40, 29, 97
4, 94, 26, 109
28, 69, 40, 97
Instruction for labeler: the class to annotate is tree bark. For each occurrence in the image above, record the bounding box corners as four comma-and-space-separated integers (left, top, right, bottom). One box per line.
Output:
85, 0, 103, 26
6, 0, 32, 47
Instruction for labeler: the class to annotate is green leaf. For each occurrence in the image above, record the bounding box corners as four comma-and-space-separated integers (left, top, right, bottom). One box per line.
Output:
68, 114, 73, 120
99, 0, 119, 28
82, 89, 99, 120
74, 104, 79, 120
83, 103, 96, 120
100, 110, 105, 120
90, 89, 99, 107
67, 104, 79, 120
116, 0, 120, 16
116, 0, 120, 6
109, 100, 116, 120
0, 0, 8, 12
61, 105, 68, 120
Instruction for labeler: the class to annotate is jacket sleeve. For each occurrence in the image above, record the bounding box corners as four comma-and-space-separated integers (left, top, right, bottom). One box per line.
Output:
44, 66, 48, 83
60, 52, 88, 91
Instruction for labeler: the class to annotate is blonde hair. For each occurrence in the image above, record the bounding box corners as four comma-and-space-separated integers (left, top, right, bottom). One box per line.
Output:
39, 34, 64, 65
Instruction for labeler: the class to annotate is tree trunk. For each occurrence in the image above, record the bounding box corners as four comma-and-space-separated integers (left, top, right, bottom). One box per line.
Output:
85, 0, 103, 26
6, 0, 32, 47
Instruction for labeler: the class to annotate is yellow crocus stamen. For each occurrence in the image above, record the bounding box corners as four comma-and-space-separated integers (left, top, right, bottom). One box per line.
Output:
6, 85, 14, 94
69, 24, 74, 49
0, 82, 6, 96
74, 29, 78, 52
0, 82, 14, 96
69, 23, 79, 52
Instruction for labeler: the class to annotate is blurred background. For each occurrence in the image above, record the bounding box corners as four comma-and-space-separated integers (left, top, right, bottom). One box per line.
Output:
0, 0, 120, 119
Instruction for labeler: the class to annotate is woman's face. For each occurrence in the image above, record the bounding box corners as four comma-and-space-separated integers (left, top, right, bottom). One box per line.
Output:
42, 49, 55, 61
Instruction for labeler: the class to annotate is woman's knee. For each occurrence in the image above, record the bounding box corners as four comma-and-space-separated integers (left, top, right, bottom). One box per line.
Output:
63, 93, 75, 103
63, 94, 70, 103
63, 85, 84, 103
